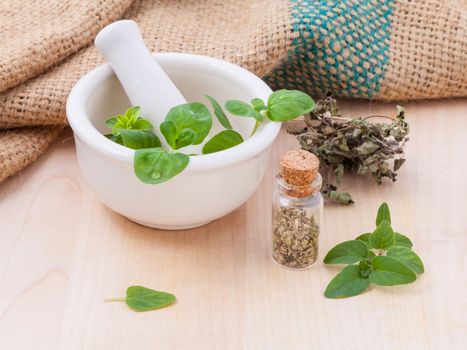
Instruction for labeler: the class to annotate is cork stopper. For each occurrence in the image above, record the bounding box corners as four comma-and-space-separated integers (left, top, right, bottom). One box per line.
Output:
279, 150, 320, 197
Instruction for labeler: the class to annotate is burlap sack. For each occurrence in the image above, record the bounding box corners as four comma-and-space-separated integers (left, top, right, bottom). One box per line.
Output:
0, 0, 466, 182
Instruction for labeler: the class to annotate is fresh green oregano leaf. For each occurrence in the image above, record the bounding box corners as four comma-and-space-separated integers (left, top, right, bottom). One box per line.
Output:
387, 246, 424, 274
159, 121, 178, 147
160, 102, 212, 149
394, 232, 413, 249
106, 106, 154, 136
251, 98, 267, 111
126, 286, 176, 311
134, 148, 189, 184
358, 259, 372, 278
376, 202, 391, 225
369, 220, 395, 250
105, 285, 176, 312
266, 89, 315, 121
205, 95, 233, 130
225, 100, 264, 122
202, 130, 244, 154
105, 133, 123, 145
120, 129, 161, 150
355, 232, 371, 245
105, 117, 118, 129
369, 256, 416, 286
323, 240, 368, 264
324, 265, 370, 299
132, 118, 154, 131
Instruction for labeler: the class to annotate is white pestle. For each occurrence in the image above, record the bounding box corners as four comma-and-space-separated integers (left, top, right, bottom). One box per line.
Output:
95, 20, 199, 152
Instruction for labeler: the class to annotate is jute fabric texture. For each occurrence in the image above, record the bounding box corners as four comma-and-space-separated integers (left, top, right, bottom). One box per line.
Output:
265, 0, 467, 99
0, 0, 465, 182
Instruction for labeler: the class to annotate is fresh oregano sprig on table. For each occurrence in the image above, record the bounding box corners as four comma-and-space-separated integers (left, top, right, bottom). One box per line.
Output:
105, 285, 176, 312
288, 95, 409, 205
323, 203, 424, 299
104, 89, 315, 184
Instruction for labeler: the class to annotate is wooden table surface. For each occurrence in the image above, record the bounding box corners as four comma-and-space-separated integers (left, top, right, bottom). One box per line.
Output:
0, 99, 466, 349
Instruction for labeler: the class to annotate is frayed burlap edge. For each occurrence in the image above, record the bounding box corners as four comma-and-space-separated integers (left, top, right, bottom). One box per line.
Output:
0, 125, 65, 182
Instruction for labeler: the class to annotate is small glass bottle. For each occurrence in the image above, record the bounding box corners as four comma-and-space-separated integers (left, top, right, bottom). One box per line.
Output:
272, 150, 323, 270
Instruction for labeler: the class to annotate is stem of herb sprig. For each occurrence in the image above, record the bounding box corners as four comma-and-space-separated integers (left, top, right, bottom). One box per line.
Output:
249, 120, 261, 138
362, 115, 395, 122
103, 297, 126, 302
331, 115, 395, 122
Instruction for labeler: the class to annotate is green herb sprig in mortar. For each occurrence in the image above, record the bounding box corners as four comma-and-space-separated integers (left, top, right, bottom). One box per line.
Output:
323, 203, 424, 299
104, 90, 315, 184
288, 96, 409, 205
105, 285, 176, 312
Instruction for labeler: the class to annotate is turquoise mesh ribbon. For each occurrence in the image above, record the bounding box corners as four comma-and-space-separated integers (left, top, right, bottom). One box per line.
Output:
265, 0, 394, 98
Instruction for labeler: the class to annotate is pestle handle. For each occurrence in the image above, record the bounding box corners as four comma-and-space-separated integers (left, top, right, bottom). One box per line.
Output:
95, 20, 187, 128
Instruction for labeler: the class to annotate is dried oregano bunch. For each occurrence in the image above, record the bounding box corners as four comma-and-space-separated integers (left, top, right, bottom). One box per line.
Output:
288, 96, 409, 204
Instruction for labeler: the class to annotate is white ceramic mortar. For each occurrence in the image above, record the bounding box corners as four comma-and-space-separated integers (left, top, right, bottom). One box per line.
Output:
67, 53, 281, 229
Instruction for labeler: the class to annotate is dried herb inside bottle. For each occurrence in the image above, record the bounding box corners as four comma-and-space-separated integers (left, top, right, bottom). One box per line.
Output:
272, 207, 320, 269
288, 95, 409, 205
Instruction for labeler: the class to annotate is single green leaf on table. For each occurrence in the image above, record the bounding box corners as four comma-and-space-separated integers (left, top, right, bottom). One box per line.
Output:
395, 232, 413, 249
126, 286, 176, 311
323, 240, 368, 264
134, 148, 189, 184
355, 232, 371, 245
376, 202, 391, 225
387, 246, 424, 274
225, 100, 264, 122
205, 95, 233, 130
119, 129, 161, 150
202, 130, 244, 154
106, 286, 176, 312
250, 98, 267, 111
160, 102, 212, 150
324, 265, 370, 299
369, 220, 395, 250
266, 89, 315, 122
369, 256, 416, 286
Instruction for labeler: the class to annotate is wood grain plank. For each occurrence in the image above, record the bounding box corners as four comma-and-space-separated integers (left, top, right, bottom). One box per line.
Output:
0, 99, 466, 349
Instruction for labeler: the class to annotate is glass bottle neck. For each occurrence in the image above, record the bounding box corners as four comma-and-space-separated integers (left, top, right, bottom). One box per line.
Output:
277, 173, 322, 199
